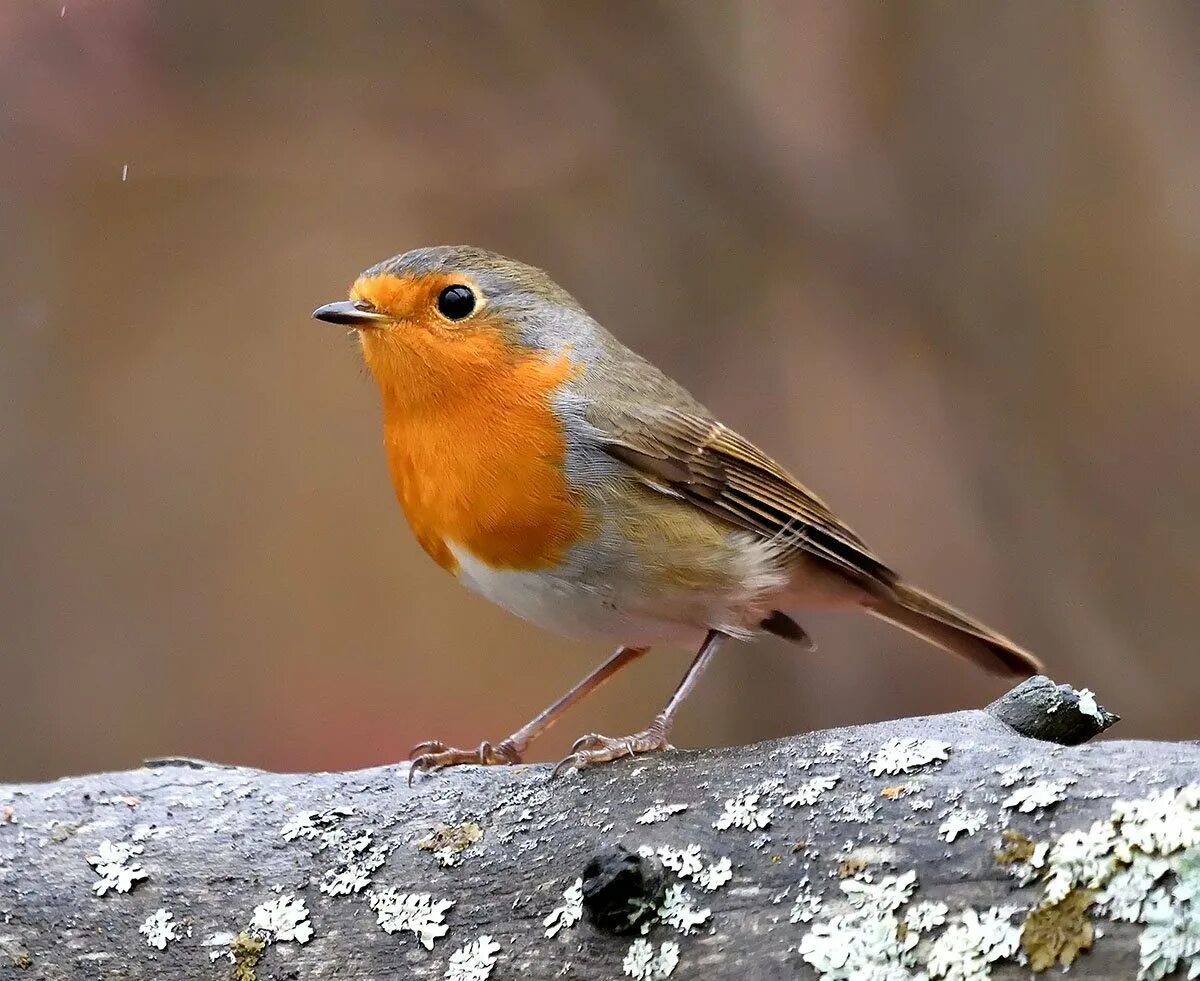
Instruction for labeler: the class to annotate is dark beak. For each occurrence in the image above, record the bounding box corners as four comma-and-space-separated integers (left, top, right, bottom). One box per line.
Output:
311, 300, 391, 327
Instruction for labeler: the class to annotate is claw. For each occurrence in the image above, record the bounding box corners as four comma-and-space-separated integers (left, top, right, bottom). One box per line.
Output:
408, 755, 439, 786
551, 754, 581, 780
405, 738, 523, 785
408, 740, 447, 762
570, 733, 604, 753
550, 729, 671, 779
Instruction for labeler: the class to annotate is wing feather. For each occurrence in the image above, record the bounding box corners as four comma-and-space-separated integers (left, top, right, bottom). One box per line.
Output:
597, 404, 897, 592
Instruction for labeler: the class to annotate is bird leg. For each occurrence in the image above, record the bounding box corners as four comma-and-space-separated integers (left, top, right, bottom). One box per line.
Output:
553, 630, 726, 777
408, 645, 649, 782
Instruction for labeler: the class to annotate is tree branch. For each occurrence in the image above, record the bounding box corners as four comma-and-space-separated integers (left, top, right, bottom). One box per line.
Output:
1, 680, 1192, 980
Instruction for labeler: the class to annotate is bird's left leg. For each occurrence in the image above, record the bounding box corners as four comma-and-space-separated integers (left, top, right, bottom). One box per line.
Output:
553, 629, 726, 776
408, 645, 650, 782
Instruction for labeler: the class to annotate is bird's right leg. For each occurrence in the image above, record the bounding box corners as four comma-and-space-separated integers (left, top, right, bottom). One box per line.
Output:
552, 630, 724, 776
408, 645, 649, 782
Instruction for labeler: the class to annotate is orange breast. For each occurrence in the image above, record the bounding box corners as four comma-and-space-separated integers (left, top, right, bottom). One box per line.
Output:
373, 328, 586, 575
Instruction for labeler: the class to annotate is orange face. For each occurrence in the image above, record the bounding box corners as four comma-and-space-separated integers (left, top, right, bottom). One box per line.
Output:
337, 271, 587, 574
350, 271, 482, 327
348, 271, 512, 409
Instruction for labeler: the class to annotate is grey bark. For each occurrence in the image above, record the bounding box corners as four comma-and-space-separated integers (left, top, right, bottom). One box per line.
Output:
985, 675, 1119, 745
0, 679, 1189, 980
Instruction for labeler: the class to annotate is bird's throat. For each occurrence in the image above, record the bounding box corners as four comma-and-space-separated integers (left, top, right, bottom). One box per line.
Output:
372, 336, 586, 576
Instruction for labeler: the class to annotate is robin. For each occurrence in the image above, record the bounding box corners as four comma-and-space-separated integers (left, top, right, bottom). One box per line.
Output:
312, 246, 1042, 778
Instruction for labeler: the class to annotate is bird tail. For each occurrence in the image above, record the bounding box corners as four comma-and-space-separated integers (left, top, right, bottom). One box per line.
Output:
867, 581, 1042, 678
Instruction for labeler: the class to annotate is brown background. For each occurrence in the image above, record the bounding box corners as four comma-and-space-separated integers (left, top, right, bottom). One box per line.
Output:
2, 1, 1197, 782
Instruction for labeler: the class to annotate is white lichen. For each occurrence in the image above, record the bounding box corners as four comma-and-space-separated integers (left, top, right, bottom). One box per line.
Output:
1172, 849, 1200, 904
434, 847, 464, 867
713, 791, 773, 831
694, 856, 733, 892
905, 901, 949, 934
799, 906, 920, 980
88, 839, 149, 896
1098, 852, 1171, 922
636, 803, 688, 825
251, 894, 313, 944
834, 793, 880, 825
139, 908, 177, 950
939, 808, 987, 843
1010, 783, 1200, 979
924, 906, 1022, 981
130, 824, 171, 842
280, 811, 322, 841
659, 884, 711, 935
1076, 687, 1103, 721
543, 878, 583, 938
202, 931, 236, 962
783, 775, 841, 808
316, 825, 386, 892
280, 805, 353, 843
656, 845, 704, 879
841, 870, 918, 912
995, 762, 1032, 788
445, 934, 501, 981
1113, 786, 1200, 859
623, 939, 680, 980
281, 805, 388, 895
369, 889, 454, 949
319, 831, 387, 896
868, 738, 950, 776
799, 869, 972, 979
790, 878, 823, 924
1043, 820, 1119, 904
320, 857, 380, 896
1003, 779, 1069, 814
1137, 887, 1200, 980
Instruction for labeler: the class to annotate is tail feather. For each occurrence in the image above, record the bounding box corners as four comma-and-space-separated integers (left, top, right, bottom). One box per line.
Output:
867, 582, 1042, 678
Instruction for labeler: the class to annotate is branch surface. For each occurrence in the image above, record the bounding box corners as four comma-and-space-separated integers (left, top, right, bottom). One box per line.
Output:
2, 680, 1195, 981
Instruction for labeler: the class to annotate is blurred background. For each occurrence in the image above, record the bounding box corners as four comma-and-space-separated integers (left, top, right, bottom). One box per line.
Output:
2, 1, 1197, 782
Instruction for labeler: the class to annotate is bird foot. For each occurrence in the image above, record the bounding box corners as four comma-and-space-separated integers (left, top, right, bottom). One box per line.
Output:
407, 739, 522, 784
552, 728, 672, 778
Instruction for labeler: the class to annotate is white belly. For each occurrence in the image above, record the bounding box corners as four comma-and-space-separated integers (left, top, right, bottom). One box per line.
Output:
446, 533, 789, 648
448, 543, 698, 645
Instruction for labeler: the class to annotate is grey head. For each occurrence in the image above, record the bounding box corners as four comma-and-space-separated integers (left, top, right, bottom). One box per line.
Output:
354, 245, 707, 413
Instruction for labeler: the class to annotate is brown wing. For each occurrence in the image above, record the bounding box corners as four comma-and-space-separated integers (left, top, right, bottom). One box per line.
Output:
597, 404, 898, 594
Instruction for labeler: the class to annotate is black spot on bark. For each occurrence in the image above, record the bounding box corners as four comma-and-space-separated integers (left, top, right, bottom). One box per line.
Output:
581, 844, 666, 934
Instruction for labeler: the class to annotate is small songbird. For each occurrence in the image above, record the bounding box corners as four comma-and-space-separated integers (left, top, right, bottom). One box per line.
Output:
313, 246, 1041, 777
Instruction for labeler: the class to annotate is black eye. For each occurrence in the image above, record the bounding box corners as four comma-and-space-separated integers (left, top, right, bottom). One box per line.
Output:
436, 285, 476, 321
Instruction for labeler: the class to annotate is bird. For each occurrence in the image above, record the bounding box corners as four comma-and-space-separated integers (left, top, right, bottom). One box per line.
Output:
312, 245, 1042, 778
